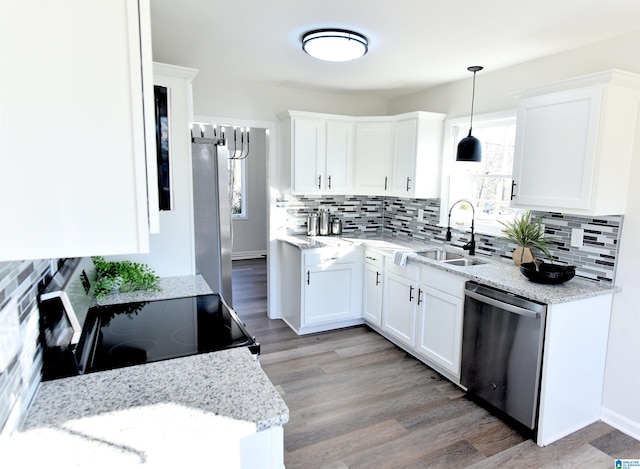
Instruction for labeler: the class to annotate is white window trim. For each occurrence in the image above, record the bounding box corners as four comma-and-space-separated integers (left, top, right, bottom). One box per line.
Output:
439, 109, 517, 237
231, 156, 248, 220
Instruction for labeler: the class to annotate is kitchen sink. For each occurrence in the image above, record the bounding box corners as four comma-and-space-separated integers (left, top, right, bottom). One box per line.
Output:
414, 249, 486, 267
441, 258, 486, 267
415, 250, 464, 261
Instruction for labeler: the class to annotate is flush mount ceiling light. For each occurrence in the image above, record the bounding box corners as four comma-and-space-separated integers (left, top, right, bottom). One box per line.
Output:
301, 29, 368, 62
456, 65, 484, 162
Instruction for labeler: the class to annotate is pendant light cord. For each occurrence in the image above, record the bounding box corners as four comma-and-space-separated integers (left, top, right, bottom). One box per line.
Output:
469, 70, 476, 137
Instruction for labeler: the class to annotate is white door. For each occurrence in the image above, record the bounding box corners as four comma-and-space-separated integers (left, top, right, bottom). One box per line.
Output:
512, 88, 600, 210
304, 263, 359, 325
416, 285, 464, 377
293, 117, 324, 194
362, 263, 383, 326
390, 119, 417, 195
354, 121, 392, 195
325, 120, 354, 193
382, 271, 417, 347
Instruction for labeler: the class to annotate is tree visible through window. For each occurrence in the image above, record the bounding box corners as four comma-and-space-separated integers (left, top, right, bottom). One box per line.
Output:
229, 157, 246, 218
441, 111, 521, 235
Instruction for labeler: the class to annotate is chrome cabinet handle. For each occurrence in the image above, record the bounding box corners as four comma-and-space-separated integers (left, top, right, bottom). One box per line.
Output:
409, 285, 415, 302
510, 181, 517, 200
366, 256, 377, 261
384, 176, 388, 190
417, 288, 423, 305
318, 175, 322, 189
376, 271, 381, 286
307, 270, 310, 285
406, 177, 411, 191
328, 175, 332, 189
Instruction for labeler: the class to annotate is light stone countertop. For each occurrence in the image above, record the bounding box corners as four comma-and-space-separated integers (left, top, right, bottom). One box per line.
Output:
14, 275, 288, 464
279, 234, 619, 304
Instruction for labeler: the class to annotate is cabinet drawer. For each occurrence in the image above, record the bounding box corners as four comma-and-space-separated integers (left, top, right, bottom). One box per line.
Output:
304, 247, 363, 266
364, 249, 386, 268
386, 261, 420, 281
420, 267, 465, 298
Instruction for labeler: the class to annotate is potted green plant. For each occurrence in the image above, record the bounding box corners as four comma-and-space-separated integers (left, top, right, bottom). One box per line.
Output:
499, 211, 553, 266
92, 256, 161, 299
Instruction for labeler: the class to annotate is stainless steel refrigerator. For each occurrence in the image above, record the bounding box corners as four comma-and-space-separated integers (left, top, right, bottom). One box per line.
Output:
191, 125, 233, 304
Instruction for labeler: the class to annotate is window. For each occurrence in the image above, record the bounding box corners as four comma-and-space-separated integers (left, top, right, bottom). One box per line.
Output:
440, 111, 521, 235
229, 157, 246, 218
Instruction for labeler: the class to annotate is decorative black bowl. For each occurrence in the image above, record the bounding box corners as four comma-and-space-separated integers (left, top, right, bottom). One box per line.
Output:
519, 262, 576, 285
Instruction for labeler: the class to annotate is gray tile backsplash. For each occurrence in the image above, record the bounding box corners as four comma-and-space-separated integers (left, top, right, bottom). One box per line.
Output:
282, 194, 621, 283
0, 259, 54, 437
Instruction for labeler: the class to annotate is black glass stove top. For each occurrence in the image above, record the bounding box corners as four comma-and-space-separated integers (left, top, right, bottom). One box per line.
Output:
79, 294, 259, 374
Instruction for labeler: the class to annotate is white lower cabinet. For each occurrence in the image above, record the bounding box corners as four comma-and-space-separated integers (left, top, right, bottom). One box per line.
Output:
279, 242, 363, 335
382, 263, 420, 348
362, 250, 386, 326
416, 267, 465, 381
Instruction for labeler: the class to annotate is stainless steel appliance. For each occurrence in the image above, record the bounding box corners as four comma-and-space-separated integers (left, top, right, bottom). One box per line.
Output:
307, 213, 319, 236
191, 126, 233, 304
319, 207, 330, 235
39, 258, 258, 381
461, 281, 546, 433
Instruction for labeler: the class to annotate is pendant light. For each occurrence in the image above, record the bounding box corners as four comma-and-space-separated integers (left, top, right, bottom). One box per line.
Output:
456, 65, 483, 162
301, 29, 368, 62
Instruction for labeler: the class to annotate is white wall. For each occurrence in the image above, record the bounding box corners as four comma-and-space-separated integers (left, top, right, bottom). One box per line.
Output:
107, 64, 198, 277
388, 30, 640, 440
190, 75, 389, 122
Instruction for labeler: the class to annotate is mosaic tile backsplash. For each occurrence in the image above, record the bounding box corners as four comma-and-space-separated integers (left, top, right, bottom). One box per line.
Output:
0, 259, 55, 436
282, 194, 622, 283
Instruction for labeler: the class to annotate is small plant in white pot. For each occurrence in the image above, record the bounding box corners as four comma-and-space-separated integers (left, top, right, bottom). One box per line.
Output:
499, 211, 553, 266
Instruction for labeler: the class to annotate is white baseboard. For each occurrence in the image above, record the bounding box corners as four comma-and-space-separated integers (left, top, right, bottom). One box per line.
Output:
232, 251, 267, 260
601, 406, 640, 441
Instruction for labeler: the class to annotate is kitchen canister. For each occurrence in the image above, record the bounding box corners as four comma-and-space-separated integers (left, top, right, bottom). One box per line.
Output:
331, 218, 342, 235
319, 208, 330, 235
307, 213, 319, 236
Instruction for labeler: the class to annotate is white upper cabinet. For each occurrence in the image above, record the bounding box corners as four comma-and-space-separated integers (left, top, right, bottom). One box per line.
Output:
389, 112, 445, 198
511, 70, 640, 215
279, 111, 354, 195
354, 119, 393, 195
0, 0, 157, 261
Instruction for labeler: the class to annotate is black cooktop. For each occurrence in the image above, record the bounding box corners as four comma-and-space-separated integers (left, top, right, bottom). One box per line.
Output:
40, 293, 259, 380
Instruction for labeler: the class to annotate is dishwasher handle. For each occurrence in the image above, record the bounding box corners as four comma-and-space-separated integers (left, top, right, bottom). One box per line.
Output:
465, 289, 541, 319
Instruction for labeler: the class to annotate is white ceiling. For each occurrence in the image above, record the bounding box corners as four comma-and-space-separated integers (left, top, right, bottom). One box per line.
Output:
150, 0, 640, 99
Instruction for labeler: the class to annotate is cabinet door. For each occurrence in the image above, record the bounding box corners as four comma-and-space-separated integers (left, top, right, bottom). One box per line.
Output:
382, 271, 418, 347
354, 121, 392, 195
0, 0, 156, 261
512, 88, 600, 210
292, 117, 325, 194
304, 263, 361, 326
416, 285, 464, 377
390, 119, 417, 195
325, 120, 354, 193
362, 263, 383, 326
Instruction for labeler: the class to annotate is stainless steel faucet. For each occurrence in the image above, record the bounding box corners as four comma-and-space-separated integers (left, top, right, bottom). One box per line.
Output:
445, 199, 476, 255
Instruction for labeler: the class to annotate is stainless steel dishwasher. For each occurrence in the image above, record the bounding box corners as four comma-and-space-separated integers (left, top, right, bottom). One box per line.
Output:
460, 281, 547, 433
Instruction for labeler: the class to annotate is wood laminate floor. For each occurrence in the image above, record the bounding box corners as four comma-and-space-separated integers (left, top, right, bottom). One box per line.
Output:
232, 258, 639, 468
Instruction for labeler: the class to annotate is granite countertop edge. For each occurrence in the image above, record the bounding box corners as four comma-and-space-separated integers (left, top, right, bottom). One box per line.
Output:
278, 234, 619, 304
23, 347, 289, 434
